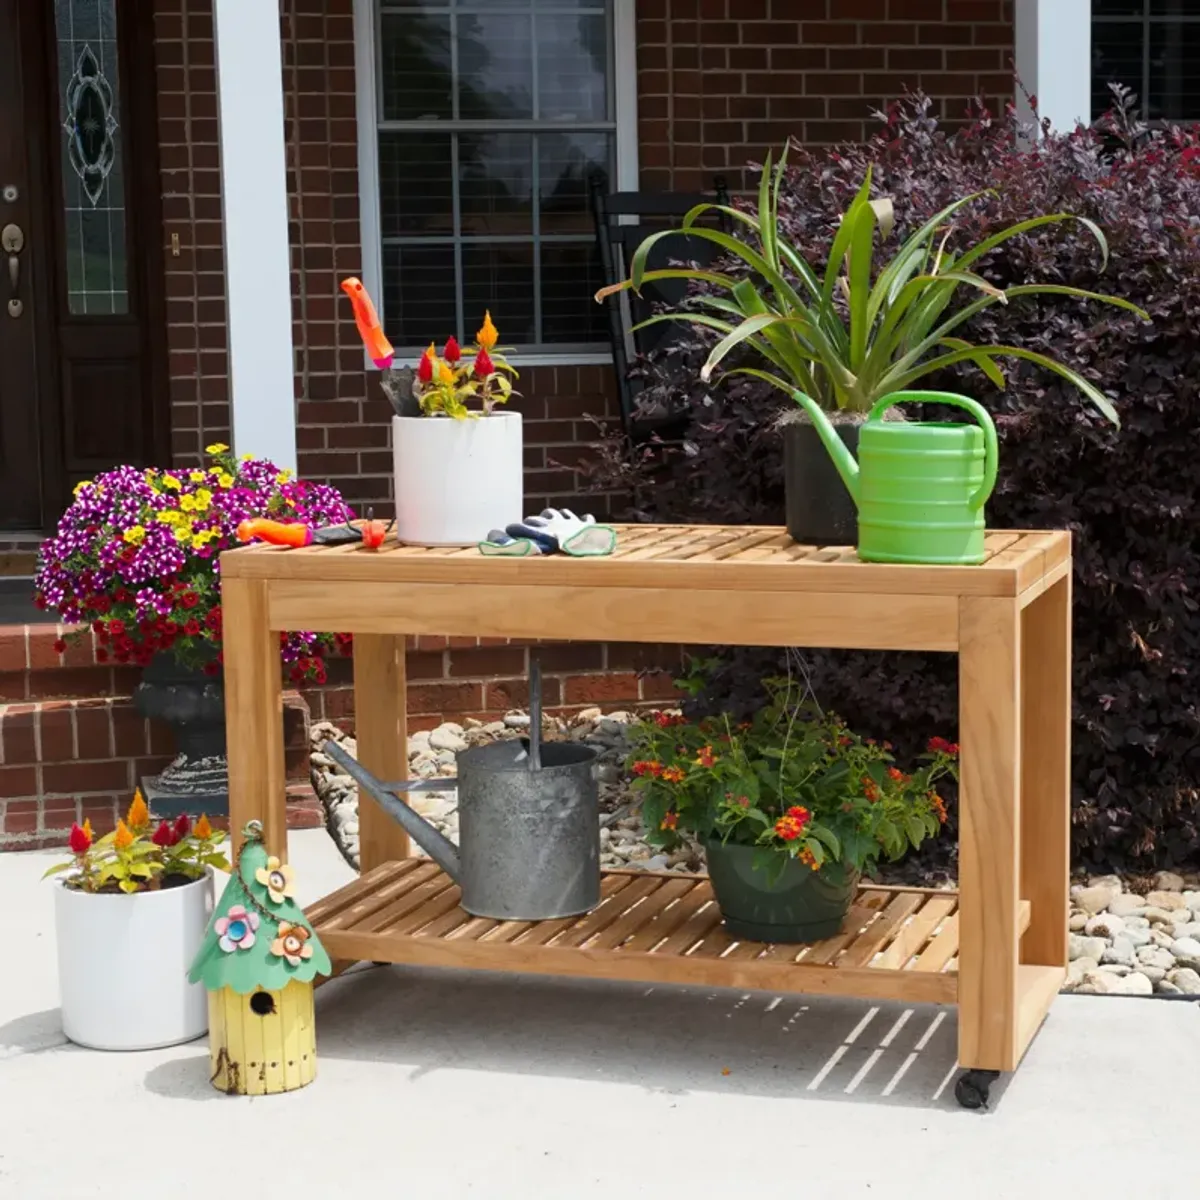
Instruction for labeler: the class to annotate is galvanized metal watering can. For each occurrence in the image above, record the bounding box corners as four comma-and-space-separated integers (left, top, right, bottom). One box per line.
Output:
323, 663, 601, 921
790, 389, 999, 565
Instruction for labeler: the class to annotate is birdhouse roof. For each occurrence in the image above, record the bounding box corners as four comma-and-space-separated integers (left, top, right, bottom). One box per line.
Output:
188, 828, 332, 994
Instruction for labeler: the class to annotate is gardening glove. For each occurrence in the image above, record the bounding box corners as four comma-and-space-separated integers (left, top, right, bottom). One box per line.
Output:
478, 529, 546, 557
506, 509, 618, 557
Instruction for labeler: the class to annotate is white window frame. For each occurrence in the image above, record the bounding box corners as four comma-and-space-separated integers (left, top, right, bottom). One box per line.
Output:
352, 0, 638, 368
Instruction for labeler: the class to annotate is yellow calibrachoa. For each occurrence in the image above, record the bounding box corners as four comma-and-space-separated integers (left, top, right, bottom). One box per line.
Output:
162, 474, 182, 491
179, 494, 196, 512
73, 480, 92, 497
216, 472, 234, 488
205, 443, 229, 454
193, 488, 212, 512
275, 470, 291, 484
189, 470, 206, 483
122, 526, 146, 545
174, 526, 193, 543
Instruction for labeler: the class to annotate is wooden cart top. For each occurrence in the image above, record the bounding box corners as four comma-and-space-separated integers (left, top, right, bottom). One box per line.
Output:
222, 524, 1069, 599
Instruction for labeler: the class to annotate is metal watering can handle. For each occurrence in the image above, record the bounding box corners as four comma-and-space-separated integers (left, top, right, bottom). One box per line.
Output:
867, 391, 999, 511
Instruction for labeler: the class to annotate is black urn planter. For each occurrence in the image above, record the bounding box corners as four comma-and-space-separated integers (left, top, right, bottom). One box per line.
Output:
705, 838, 859, 943
782, 418, 860, 546
133, 652, 229, 817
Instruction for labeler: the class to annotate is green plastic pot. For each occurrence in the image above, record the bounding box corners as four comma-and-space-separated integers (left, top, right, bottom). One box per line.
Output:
705, 838, 859, 944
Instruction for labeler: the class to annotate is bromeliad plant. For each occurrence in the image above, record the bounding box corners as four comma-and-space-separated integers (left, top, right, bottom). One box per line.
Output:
34, 445, 353, 684
596, 148, 1148, 425
627, 681, 958, 881
414, 311, 518, 419
44, 791, 229, 894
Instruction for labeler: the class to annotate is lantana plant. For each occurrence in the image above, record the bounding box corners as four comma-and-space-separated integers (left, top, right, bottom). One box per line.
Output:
34, 445, 353, 683
414, 311, 518, 418
44, 791, 229, 894
627, 679, 958, 881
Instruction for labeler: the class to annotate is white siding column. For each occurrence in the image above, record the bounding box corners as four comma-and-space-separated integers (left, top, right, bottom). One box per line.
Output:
213, 0, 297, 473
1014, 0, 1092, 133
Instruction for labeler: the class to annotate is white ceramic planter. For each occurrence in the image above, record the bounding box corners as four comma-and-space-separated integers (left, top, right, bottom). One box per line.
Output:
54, 870, 214, 1051
392, 411, 524, 546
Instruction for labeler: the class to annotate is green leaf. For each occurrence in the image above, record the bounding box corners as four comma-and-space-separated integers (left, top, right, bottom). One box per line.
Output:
118, 879, 140, 894
809, 822, 841, 859
938, 337, 1006, 389
905, 815, 929, 849
41, 861, 75, 878
803, 837, 825, 867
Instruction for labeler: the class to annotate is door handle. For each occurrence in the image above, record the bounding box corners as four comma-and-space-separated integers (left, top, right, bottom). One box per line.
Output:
2, 223, 23, 317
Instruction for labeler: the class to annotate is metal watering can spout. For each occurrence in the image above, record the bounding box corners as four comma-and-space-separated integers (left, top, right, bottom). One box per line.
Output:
791, 391, 860, 506
323, 740, 463, 881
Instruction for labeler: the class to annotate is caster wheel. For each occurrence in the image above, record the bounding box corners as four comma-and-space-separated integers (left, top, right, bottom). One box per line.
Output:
954, 1069, 1000, 1110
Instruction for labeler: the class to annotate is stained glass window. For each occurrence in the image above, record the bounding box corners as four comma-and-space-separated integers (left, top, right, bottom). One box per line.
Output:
377, 0, 616, 353
55, 0, 128, 315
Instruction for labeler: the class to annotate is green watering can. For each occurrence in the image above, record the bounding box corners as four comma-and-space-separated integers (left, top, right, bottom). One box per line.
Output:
791, 390, 999, 565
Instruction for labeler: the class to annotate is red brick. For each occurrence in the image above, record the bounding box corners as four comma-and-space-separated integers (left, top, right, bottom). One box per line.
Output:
0, 629, 26, 672
39, 708, 75, 763
406, 682, 484, 716
27, 628, 65, 670
113, 708, 151, 757
448, 647, 527, 678
1, 805, 38, 835
75, 705, 114, 760
535, 644, 605, 673
43, 760, 133, 796
2, 710, 38, 765
484, 676, 563, 711
562, 673, 641, 706
0, 766, 36, 799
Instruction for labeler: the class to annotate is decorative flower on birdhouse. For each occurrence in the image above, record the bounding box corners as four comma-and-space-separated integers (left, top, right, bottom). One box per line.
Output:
256, 855, 296, 905
270, 922, 314, 967
215, 904, 259, 953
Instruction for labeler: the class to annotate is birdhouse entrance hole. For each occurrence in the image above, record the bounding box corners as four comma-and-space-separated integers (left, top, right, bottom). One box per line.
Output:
250, 991, 276, 1016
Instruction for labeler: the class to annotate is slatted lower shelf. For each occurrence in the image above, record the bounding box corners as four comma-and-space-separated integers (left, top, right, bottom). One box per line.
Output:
309, 860, 1032, 1005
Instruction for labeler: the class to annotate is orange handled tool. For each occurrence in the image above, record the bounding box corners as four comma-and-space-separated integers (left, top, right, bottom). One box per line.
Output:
340, 277, 394, 369
236, 519, 314, 548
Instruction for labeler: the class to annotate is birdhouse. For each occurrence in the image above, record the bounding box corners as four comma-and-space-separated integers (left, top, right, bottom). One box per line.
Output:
188, 821, 331, 1095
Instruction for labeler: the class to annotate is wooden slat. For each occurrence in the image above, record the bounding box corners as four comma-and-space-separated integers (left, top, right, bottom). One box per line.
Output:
551, 876, 662, 948
620, 881, 715, 952
479, 874, 631, 945
695, 530, 786, 562
384, 885, 466, 936
345, 866, 453, 934
872, 895, 958, 971
306, 860, 414, 926
316, 861, 440, 933
654, 898, 723, 955
799, 892, 892, 965
512, 875, 640, 947
586, 878, 693, 950
911, 913, 960, 973
686, 924, 738, 959
838, 892, 927, 969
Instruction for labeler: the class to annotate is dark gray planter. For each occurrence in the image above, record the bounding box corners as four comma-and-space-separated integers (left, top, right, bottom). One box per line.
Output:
134, 653, 228, 817
782, 418, 860, 546
705, 837, 859, 944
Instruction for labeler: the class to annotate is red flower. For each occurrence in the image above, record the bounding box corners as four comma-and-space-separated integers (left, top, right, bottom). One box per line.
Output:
927, 736, 958, 756
95, 648, 108, 663
181, 592, 199, 609
34, 596, 46, 610
774, 814, 804, 842
694, 745, 717, 768
417, 345, 435, 383
173, 813, 191, 838
632, 760, 663, 778
443, 336, 461, 363
474, 346, 495, 378
152, 820, 180, 847
886, 766, 906, 783
785, 805, 811, 828
108, 619, 125, 636
184, 618, 201, 636
660, 811, 678, 831
203, 661, 219, 676
67, 822, 92, 855
53, 639, 67, 654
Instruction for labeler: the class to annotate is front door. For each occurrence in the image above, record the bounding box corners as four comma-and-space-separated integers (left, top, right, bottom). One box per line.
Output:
0, 0, 167, 531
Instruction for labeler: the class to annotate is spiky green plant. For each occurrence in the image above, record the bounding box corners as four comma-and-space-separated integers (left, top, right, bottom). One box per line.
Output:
596, 151, 1148, 424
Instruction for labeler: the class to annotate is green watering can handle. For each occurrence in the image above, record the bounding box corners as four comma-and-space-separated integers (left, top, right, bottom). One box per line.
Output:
867, 391, 999, 511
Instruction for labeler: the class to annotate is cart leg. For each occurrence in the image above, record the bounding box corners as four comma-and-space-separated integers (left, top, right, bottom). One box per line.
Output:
354, 633, 411, 872
224, 577, 287, 860
957, 597, 1022, 1074
1019, 573, 1071, 970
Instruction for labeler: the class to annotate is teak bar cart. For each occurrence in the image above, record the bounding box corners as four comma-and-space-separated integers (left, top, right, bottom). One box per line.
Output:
221, 524, 1072, 1109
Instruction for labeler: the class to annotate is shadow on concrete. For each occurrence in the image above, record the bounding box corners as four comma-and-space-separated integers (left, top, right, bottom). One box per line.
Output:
0, 1007, 66, 1058
311, 964, 1011, 1112
143, 1050, 233, 1101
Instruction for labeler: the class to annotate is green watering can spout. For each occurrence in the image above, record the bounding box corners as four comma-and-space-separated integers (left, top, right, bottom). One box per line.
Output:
791, 391, 860, 505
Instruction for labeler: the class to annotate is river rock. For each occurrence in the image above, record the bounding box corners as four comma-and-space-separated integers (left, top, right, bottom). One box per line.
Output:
1122, 924, 1152, 948
1166, 967, 1200, 995
1170, 937, 1200, 970
1066, 957, 1099, 987
1169, 921, 1200, 941
1153, 870, 1186, 893
1087, 874, 1124, 893
1084, 912, 1125, 938
1135, 945, 1176, 972
1069, 934, 1108, 962
1107, 893, 1149, 917
1118, 971, 1155, 996
1073, 885, 1118, 915
1156, 980, 1183, 995
430, 726, 468, 753
1184, 891, 1200, 913
1100, 938, 1136, 967
1068, 912, 1089, 931
1145, 890, 1189, 911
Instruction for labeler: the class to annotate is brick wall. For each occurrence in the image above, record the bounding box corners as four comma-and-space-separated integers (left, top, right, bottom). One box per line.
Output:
636, 0, 1014, 192
152, 0, 621, 519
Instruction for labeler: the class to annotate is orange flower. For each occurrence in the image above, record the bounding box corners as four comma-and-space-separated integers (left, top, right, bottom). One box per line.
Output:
785, 805, 811, 829
113, 819, 134, 850
126, 789, 149, 830
81, 817, 93, 842
798, 847, 819, 871
476, 311, 498, 351
694, 745, 717, 768
660, 811, 678, 831
193, 814, 213, 839
660, 766, 686, 783
632, 760, 663, 778
774, 814, 803, 842
437, 359, 455, 386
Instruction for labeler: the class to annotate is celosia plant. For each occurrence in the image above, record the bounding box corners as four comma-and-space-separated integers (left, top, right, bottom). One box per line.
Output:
44, 791, 229, 894
627, 679, 958, 880
34, 445, 353, 683
414, 311, 518, 418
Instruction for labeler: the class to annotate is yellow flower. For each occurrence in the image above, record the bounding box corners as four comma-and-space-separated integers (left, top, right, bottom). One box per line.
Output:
179, 494, 196, 512
122, 526, 145, 545
216, 472, 234, 489
193, 488, 212, 512
255, 855, 296, 905
81, 817, 93, 842
162, 474, 182, 491
240, 453, 254, 461
174, 526, 192, 543
127, 789, 150, 830
437, 360, 455, 386
205, 443, 229, 454
275, 470, 292, 483
189, 470, 206, 483
193, 814, 213, 839
113, 820, 134, 851
477, 311, 498, 351
157, 510, 179, 524
73, 480, 93, 497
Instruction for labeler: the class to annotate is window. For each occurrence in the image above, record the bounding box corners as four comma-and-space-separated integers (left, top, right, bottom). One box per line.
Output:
364, 0, 633, 359
1092, 1, 1200, 121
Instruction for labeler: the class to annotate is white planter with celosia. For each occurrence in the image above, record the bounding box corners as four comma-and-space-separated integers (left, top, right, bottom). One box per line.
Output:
391, 312, 524, 547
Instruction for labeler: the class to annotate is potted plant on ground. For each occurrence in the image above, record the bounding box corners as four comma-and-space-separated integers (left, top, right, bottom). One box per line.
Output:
627, 681, 959, 942
43, 791, 229, 1050
597, 150, 1146, 550
388, 312, 522, 546
33, 445, 352, 813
